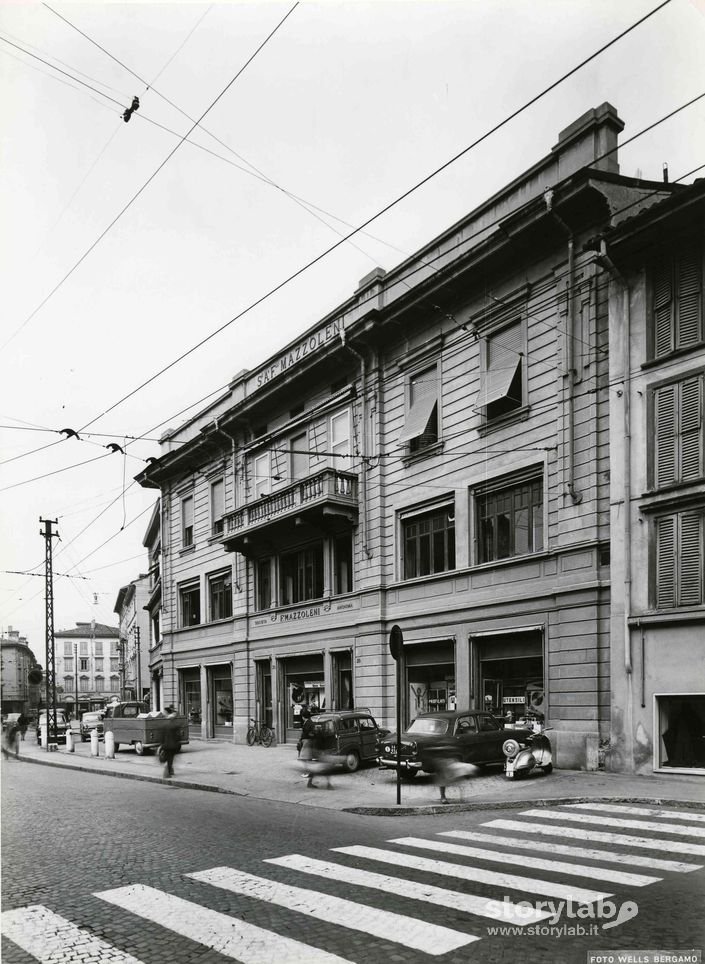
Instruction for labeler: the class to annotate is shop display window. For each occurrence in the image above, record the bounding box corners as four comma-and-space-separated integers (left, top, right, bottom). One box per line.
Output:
656, 695, 705, 770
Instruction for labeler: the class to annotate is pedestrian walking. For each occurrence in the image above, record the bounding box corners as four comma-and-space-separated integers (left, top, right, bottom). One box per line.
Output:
306, 720, 335, 790
17, 713, 29, 741
298, 708, 315, 768
159, 706, 180, 778
2, 722, 20, 760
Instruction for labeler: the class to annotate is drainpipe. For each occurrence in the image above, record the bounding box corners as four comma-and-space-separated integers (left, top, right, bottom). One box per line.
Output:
340, 331, 372, 559
544, 188, 581, 504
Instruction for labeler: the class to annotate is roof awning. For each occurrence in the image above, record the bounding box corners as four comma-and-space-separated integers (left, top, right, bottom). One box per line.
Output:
399, 394, 437, 443
474, 357, 521, 408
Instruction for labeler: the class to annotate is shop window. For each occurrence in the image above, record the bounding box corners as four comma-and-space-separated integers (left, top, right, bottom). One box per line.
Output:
402, 502, 455, 580
253, 452, 270, 500
654, 510, 704, 609
208, 570, 232, 621
183, 677, 201, 725
399, 365, 439, 454
476, 471, 543, 563
280, 543, 324, 605
334, 534, 353, 594
657, 695, 705, 769
653, 372, 704, 488
330, 409, 351, 461
211, 478, 225, 535
179, 580, 201, 627
181, 494, 194, 548
291, 432, 309, 482
212, 673, 233, 727
651, 244, 703, 359
476, 320, 524, 421
256, 558, 272, 611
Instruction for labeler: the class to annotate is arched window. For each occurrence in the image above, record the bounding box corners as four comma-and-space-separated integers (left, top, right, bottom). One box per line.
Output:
79, 676, 90, 693
94, 675, 105, 692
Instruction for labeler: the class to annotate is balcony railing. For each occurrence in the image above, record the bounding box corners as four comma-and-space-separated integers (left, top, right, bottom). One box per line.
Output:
221, 468, 358, 546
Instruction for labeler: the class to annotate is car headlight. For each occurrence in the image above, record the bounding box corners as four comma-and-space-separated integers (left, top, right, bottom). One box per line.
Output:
502, 738, 520, 758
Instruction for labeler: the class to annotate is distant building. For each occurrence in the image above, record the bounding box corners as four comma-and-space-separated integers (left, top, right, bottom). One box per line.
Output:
0, 626, 41, 716
142, 500, 163, 710
113, 577, 151, 703
54, 621, 120, 717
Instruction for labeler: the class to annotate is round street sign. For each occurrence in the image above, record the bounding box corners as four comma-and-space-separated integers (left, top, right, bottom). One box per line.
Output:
389, 624, 403, 660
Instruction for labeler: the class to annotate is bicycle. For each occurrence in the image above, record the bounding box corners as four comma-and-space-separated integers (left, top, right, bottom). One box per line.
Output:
246, 718, 274, 747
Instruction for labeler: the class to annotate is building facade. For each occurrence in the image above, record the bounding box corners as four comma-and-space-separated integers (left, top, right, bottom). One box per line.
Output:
113, 577, 152, 704
142, 500, 164, 711
604, 179, 705, 775
0, 626, 41, 716
54, 621, 121, 717
137, 103, 696, 772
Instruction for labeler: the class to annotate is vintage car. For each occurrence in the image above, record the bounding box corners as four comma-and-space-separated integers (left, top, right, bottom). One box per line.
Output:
309, 709, 390, 773
35, 710, 71, 744
80, 711, 104, 741
102, 701, 189, 755
378, 709, 539, 776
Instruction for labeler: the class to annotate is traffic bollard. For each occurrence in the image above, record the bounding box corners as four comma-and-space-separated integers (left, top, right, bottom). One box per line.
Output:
104, 730, 115, 760
40, 724, 47, 748
90, 729, 99, 757
66, 729, 74, 753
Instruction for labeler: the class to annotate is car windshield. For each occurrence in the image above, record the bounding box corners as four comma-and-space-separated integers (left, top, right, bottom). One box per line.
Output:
407, 718, 449, 736
84, 714, 100, 722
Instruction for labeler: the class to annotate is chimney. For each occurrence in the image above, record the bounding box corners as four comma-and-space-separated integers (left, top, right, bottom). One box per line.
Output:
551, 102, 625, 178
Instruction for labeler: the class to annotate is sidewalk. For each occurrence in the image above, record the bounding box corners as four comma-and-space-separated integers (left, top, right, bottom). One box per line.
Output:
11, 737, 705, 814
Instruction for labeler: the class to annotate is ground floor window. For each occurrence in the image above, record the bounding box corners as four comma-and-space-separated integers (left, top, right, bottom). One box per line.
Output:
474, 631, 544, 726
283, 655, 325, 742
256, 660, 273, 729
657, 695, 705, 770
180, 669, 201, 727
210, 666, 233, 734
404, 640, 455, 725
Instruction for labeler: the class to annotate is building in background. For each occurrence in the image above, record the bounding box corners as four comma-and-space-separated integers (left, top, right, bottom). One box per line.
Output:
603, 177, 705, 775
113, 578, 151, 703
0, 626, 41, 717
142, 500, 163, 711
53, 621, 120, 718
136, 103, 698, 773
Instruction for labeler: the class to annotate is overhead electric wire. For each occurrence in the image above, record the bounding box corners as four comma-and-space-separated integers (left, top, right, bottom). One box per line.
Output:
2, 3, 299, 352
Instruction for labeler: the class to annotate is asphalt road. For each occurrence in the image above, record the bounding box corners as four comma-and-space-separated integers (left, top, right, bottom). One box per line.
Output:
2, 759, 704, 964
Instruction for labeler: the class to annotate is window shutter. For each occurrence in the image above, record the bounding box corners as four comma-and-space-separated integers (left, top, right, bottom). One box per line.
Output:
654, 384, 676, 487
678, 513, 703, 606
653, 260, 673, 357
680, 375, 703, 482
676, 250, 702, 350
656, 515, 676, 608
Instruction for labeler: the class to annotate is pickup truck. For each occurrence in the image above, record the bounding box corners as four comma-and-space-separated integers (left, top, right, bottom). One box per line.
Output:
102, 702, 189, 755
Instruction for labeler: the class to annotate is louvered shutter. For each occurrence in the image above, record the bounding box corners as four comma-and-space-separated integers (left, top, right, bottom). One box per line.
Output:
653, 260, 673, 358
679, 375, 703, 482
676, 250, 703, 350
678, 513, 703, 606
656, 515, 676, 609
654, 384, 676, 487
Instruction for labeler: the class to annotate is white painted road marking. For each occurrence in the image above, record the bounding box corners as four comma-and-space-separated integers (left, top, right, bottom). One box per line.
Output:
96, 883, 355, 963
485, 819, 705, 857
334, 845, 612, 904
440, 830, 701, 873
390, 835, 660, 886
519, 808, 705, 838
188, 866, 474, 956
565, 803, 705, 823
1, 905, 146, 964
266, 853, 547, 926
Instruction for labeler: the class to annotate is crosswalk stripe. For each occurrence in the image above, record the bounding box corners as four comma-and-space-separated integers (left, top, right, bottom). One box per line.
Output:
1, 905, 146, 964
266, 853, 547, 926
565, 803, 705, 823
518, 808, 705, 839
188, 866, 473, 956
440, 830, 702, 873
389, 835, 660, 886
485, 819, 705, 857
96, 883, 355, 964
334, 845, 612, 904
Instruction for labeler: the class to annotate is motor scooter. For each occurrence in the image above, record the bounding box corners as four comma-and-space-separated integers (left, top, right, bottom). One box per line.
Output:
502, 727, 552, 779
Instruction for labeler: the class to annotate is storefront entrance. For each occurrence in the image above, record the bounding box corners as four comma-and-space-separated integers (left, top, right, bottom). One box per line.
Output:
280, 653, 324, 743
473, 631, 544, 725
656, 694, 705, 771
209, 665, 233, 739
404, 640, 455, 726
180, 668, 201, 733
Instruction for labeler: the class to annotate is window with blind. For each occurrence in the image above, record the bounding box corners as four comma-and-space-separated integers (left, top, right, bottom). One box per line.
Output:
280, 543, 324, 605
651, 246, 703, 359
655, 510, 704, 608
402, 502, 455, 579
253, 452, 270, 500
210, 478, 225, 535
399, 365, 439, 454
476, 320, 524, 420
653, 372, 704, 488
330, 410, 351, 461
181, 494, 194, 548
179, 580, 201, 627
208, 570, 232, 621
475, 471, 544, 563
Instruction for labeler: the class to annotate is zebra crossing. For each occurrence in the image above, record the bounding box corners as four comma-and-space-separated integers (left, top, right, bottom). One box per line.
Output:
2, 802, 703, 963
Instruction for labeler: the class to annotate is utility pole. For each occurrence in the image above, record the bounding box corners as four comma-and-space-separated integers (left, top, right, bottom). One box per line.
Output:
135, 626, 142, 703
118, 637, 127, 700
40, 517, 59, 749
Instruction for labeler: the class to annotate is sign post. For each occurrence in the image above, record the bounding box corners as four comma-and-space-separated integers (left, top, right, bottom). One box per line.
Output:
389, 625, 403, 806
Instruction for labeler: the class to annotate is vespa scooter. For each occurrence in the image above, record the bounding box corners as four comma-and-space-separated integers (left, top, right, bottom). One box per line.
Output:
502, 728, 553, 779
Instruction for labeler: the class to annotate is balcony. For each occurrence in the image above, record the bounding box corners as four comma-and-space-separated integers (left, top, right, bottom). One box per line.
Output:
221, 468, 358, 553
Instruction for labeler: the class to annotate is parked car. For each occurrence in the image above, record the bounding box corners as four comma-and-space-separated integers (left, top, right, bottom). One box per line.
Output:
35, 710, 70, 744
309, 709, 390, 773
378, 709, 542, 777
80, 711, 104, 741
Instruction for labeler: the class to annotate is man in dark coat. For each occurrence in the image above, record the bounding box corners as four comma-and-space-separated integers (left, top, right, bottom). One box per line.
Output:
161, 706, 180, 778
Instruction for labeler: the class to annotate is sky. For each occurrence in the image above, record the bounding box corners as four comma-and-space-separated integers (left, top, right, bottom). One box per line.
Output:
1, 0, 704, 665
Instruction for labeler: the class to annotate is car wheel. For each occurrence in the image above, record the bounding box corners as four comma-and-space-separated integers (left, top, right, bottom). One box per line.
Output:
81, 735, 88, 742
114, 742, 120, 752
344, 750, 360, 773
542, 762, 553, 775
400, 769, 417, 780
